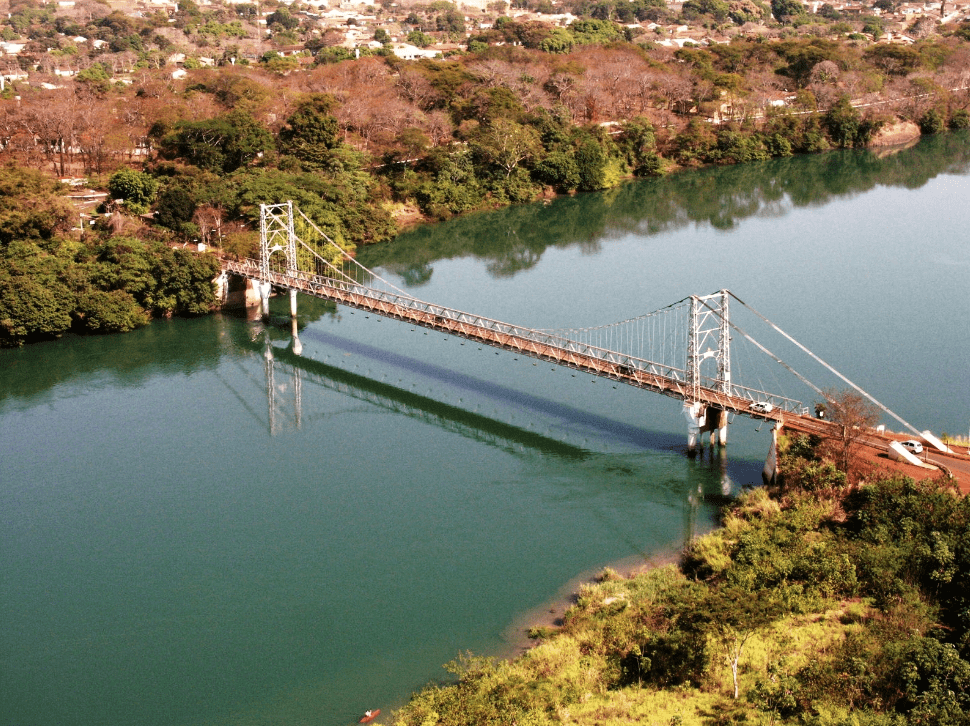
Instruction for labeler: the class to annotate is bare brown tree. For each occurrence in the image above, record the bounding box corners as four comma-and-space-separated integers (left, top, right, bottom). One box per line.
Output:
193, 204, 225, 246
821, 388, 882, 479
395, 67, 439, 110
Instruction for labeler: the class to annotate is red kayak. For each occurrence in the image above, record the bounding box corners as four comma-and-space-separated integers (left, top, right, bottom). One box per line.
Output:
359, 709, 380, 723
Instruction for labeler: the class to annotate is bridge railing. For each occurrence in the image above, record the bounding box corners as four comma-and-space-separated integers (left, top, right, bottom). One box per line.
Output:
724, 381, 806, 415
224, 258, 691, 381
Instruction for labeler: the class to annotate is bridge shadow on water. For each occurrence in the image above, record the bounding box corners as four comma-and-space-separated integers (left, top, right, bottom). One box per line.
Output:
251, 333, 751, 539
245, 317, 765, 504
280, 320, 689, 454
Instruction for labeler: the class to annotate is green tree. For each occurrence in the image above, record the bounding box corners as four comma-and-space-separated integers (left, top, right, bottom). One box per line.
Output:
575, 136, 610, 191
901, 637, 970, 725
824, 95, 862, 148
0, 167, 72, 247
539, 28, 574, 53
861, 15, 885, 40
75, 63, 112, 94
266, 5, 300, 30
771, 0, 806, 23
683, 0, 730, 21
163, 111, 273, 173
0, 241, 74, 346
436, 8, 465, 33
621, 118, 664, 176
919, 108, 946, 134
470, 119, 541, 178
407, 30, 434, 47
531, 151, 580, 191
74, 289, 149, 333
700, 587, 783, 699
568, 18, 622, 44
864, 44, 921, 75
277, 95, 341, 170
950, 109, 970, 130
108, 169, 159, 215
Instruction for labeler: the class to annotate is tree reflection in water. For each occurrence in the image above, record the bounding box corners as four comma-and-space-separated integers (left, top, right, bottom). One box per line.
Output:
359, 132, 970, 283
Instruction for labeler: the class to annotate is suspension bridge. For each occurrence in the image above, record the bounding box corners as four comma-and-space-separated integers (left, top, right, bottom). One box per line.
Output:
218, 202, 938, 466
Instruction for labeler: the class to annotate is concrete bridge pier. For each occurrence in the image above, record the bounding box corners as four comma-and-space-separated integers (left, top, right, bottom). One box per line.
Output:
290, 315, 303, 356
288, 290, 302, 355
683, 402, 704, 455
684, 402, 728, 455
762, 425, 779, 486
258, 281, 271, 320
700, 406, 728, 448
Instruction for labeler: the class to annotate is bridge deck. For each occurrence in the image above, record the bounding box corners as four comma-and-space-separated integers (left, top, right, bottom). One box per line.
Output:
223, 259, 807, 423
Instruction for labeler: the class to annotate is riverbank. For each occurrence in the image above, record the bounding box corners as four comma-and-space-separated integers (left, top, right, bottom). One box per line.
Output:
387, 445, 970, 726
500, 546, 687, 660
382, 120, 937, 235
5, 139, 969, 726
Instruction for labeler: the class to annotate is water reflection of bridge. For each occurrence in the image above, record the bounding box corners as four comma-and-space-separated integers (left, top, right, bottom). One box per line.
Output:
224, 328, 737, 545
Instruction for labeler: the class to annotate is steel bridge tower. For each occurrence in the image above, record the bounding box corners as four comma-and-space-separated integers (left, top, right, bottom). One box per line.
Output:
683, 289, 731, 452
258, 202, 303, 354
257, 202, 299, 315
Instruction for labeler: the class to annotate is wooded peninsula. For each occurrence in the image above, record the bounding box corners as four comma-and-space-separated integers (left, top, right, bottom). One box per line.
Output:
387, 433, 970, 726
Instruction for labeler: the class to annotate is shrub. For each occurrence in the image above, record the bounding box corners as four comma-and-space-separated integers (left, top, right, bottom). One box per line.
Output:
949, 109, 970, 130
532, 151, 580, 191
919, 108, 946, 135
74, 289, 149, 333
575, 138, 609, 191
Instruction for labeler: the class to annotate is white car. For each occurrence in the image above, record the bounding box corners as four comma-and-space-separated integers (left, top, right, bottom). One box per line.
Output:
749, 401, 773, 414
900, 439, 923, 455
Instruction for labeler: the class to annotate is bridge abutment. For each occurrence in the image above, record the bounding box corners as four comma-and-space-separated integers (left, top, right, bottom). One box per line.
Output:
218, 273, 264, 311
762, 425, 779, 486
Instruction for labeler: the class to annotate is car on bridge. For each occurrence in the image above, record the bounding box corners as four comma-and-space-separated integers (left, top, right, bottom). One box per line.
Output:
749, 401, 773, 414
901, 439, 924, 455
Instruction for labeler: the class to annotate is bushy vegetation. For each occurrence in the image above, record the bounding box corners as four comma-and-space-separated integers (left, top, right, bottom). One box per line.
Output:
0, 166, 219, 346
387, 435, 970, 725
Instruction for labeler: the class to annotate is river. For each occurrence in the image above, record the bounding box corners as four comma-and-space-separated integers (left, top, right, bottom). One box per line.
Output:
2, 132, 969, 726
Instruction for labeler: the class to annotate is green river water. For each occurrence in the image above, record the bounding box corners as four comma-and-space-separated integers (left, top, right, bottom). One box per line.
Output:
2, 133, 969, 726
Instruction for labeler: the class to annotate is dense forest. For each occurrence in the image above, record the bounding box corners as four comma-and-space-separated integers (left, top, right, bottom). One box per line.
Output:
385, 433, 970, 725
2, 0, 970, 243
0, 166, 220, 346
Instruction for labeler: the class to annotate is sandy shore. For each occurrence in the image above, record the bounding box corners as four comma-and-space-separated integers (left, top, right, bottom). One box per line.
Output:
497, 544, 686, 659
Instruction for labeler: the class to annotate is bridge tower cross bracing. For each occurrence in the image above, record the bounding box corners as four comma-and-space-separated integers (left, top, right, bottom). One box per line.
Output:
259, 202, 300, 320
684, 290, 731, 452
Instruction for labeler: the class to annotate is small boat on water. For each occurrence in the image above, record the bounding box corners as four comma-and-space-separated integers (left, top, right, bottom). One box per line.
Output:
359, 709, 380, 723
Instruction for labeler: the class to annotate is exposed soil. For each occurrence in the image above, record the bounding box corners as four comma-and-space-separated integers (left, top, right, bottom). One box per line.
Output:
868, 120, 922, 148
855, 445, 970, 495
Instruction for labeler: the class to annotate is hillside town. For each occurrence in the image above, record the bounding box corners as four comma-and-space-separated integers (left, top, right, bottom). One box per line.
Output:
1, 0, 969, 88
